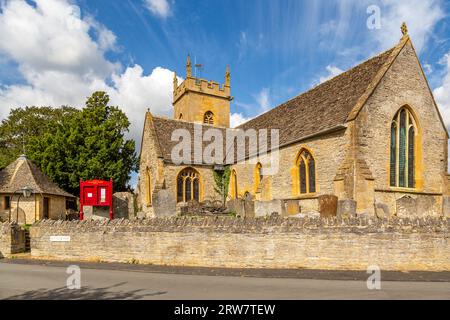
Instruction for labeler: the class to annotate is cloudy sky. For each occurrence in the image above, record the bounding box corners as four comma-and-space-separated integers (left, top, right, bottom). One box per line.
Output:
0, 0, 449, 179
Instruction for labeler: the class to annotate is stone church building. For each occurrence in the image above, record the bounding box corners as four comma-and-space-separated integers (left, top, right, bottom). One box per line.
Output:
137, 25, 450, 218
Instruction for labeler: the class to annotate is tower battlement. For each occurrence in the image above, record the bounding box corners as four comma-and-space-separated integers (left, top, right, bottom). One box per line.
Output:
173, 77, 231, 104
172, 55, 232, 128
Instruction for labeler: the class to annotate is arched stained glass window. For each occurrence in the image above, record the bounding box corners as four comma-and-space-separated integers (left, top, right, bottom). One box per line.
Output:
176, 168, 201, 203
297, 149, 316, 195
390, 107, 417, 188
308, 156, 316, 193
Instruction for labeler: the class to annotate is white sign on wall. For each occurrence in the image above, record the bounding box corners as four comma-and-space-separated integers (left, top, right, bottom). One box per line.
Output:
50, 236, 71, 242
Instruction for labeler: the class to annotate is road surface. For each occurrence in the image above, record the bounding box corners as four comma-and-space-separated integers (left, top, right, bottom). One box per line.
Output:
0, 260, 449, 300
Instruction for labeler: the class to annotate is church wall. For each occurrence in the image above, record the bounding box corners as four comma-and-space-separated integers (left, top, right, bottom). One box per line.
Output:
174, 91, 230, 128
137, 114, 162, 217
163, 164, 222, 204
356, 41, 448, 215
230, 129, 350, 210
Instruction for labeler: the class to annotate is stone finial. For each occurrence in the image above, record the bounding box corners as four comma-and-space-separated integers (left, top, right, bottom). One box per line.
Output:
186, 54, 192, 78
225, 65, 230, 87
173, 72, 178, 90
401, 22, 408, 36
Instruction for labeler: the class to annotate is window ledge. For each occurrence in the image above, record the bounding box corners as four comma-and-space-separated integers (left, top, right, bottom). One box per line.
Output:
375, 188, 442, 196
288, 194, 318, 200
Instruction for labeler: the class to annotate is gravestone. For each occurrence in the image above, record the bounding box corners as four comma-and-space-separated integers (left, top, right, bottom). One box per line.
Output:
396, 196, 417, 217
254, 200, 284, 217
337, 199, 357, 218
375, 201, 390, 219
227, 199, 245, 217
318, 195, 338, 218
242, 192, 255, 218
113, 192, 134, 219
152, 189, 177, 217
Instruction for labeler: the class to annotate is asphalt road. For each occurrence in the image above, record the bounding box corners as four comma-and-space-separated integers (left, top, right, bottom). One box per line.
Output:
0, 261, 449, 300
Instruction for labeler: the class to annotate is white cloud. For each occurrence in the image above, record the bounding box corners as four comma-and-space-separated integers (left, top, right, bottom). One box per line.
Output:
375, 0, 444, 52
319, 65, 344, 83
433, 53, 450, 132
253, 87, 271, 111
144, 0, 172, 18
431, 52, 450, 172
0, 0, 177, 148
230, 113, 251, 128
0, 0, 117, 77
423, 63, 433, 74
108, 66, 181, 138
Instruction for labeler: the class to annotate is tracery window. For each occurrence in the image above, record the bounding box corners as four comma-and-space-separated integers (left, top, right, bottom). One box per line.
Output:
390, 107, 417, 188
177, 168, 200, 202
297, 149, 316, 194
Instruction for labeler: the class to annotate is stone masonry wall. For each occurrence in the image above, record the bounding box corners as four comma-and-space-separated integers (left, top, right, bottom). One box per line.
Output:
231, 129, 349, 208
164, 164, 221, 203
357, 41, 448, 194
30, 217, 449, 271
0, 223, 26, 258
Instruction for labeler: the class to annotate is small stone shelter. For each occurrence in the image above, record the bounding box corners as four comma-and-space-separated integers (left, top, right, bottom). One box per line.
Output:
0, 155, 76, 224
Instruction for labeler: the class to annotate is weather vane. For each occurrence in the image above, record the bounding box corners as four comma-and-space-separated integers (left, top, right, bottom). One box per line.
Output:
194, 56, 203, 79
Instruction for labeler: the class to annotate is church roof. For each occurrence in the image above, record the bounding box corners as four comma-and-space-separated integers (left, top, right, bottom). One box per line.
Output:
149, 116, 227, 164
146, 35, 439, 164
237, 40, 406, 147
0, 155, 75, 197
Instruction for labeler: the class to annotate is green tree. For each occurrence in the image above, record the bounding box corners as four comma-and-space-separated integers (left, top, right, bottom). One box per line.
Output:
0, 106, 79, 169
28, 92, 138, 196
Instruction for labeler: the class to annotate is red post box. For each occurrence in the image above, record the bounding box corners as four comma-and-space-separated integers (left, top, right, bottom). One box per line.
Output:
80, 179, 113, 220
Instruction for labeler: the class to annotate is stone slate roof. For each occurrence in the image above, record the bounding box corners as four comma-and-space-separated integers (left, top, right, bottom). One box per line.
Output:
0, 155, 75, 198
148, 38, 409, 164
150, 116, 228, 164
237, 46, 398, 147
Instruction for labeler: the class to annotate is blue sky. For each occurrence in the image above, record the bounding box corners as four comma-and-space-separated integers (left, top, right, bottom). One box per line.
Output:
80, 0, 450, 119
0, 0, 449, 184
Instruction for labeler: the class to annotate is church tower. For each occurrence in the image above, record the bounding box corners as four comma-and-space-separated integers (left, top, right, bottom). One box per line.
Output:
173, 55, 232, 127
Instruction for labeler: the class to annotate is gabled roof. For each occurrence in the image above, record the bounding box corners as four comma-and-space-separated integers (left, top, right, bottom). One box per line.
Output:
237, 37, 409, 147
0, 155, 75, 198
144, 35, 448, 166
149, 116, 228, 164
145, 40, 401, 165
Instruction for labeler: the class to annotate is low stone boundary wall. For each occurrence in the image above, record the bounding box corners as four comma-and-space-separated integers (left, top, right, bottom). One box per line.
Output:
30, 217, 449, 271
0, 223, 26, 258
